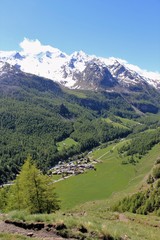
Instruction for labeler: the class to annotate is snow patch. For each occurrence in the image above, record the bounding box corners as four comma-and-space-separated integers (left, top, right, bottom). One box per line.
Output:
115, 58, 160, 81
0, 38, 160, 90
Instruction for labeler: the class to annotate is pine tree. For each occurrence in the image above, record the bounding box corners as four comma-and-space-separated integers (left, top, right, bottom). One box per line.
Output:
6, 156, 60, 213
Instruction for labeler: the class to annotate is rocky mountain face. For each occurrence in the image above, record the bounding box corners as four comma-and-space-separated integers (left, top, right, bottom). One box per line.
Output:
0, 40, 160, 92
0, 60, 160, 115
0, 61, 62, 96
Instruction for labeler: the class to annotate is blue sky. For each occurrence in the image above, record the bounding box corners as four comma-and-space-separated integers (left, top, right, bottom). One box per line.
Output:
0, 0, 160, 72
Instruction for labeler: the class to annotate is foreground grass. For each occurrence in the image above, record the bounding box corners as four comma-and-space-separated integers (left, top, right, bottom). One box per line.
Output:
1, 134, 160, 239
4, 208, 160, 240
2, 139, 160, 240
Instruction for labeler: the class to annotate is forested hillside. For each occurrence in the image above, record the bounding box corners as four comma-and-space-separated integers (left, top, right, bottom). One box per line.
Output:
114, 170, 160, 216
0, 91, 132, 183
0, 66, 160, 184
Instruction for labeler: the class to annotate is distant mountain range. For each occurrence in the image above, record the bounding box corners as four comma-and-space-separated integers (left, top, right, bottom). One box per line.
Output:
0, 41, 160, 91
0, 40, 160, 117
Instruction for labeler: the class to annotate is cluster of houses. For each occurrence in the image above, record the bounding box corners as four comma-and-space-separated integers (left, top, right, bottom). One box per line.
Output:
50, 158, 97, 177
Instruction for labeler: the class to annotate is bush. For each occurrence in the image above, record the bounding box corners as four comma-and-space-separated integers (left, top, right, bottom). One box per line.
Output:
152, 166, 160, 179
155, 157, 160, 165
147, 174, 154, 184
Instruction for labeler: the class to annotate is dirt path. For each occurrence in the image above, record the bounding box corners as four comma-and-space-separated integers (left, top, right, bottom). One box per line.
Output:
0, 220, 65, 240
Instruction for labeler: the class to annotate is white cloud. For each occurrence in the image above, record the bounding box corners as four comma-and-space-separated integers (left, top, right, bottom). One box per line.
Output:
19, 38, 62, 55
20, 38, 43, 54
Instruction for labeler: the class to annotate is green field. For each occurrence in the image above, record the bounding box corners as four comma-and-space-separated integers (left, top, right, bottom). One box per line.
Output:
56, 137, 77, 151
104, 118, 129, 129
104, 116, 140, 130
54, 140, 160, 209
117, 116, 140, 128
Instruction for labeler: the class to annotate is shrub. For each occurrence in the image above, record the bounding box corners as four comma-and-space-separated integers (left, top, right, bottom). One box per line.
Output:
155, 157, 160, 165
152, 166, 160, 179
147, 174, 154, 184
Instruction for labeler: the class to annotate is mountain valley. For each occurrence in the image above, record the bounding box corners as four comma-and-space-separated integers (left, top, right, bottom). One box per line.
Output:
0, 42, 160, 240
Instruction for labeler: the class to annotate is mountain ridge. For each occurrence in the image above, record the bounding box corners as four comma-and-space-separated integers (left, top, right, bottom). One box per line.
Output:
0, 39, 160, 91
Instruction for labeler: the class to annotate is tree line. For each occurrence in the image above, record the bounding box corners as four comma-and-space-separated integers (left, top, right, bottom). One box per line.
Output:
113, 180, 160, 216
118, 128, 160, 158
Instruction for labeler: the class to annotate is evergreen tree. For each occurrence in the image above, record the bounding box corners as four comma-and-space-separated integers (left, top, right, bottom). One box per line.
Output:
6, 156, 60, 213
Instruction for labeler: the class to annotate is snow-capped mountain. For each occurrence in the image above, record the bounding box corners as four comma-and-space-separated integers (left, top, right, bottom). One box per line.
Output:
0, 38, 160, 91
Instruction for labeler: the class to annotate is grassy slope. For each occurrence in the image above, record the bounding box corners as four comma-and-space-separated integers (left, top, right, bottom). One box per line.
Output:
4, 203, 160, 240
117, 116, 139, 127
104, 116, 141, 129
52, 140, 160, 239
104, 118, 129, 129
54, 139, 160, 210
2, 138, 160, 240
56, 137, 77, 151
61, 211, 160, 240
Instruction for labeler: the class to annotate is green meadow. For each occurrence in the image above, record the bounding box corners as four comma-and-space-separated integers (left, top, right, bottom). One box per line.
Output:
104, 116, 140, 129
56, 137, 77, 151
104, 118, 129, 129
54, 140, 160, 210
116, 116, 139, 127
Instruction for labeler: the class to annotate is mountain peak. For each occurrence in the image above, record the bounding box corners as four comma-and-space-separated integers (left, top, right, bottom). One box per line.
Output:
0, 39, 160, 90
71, 50, 88, 58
